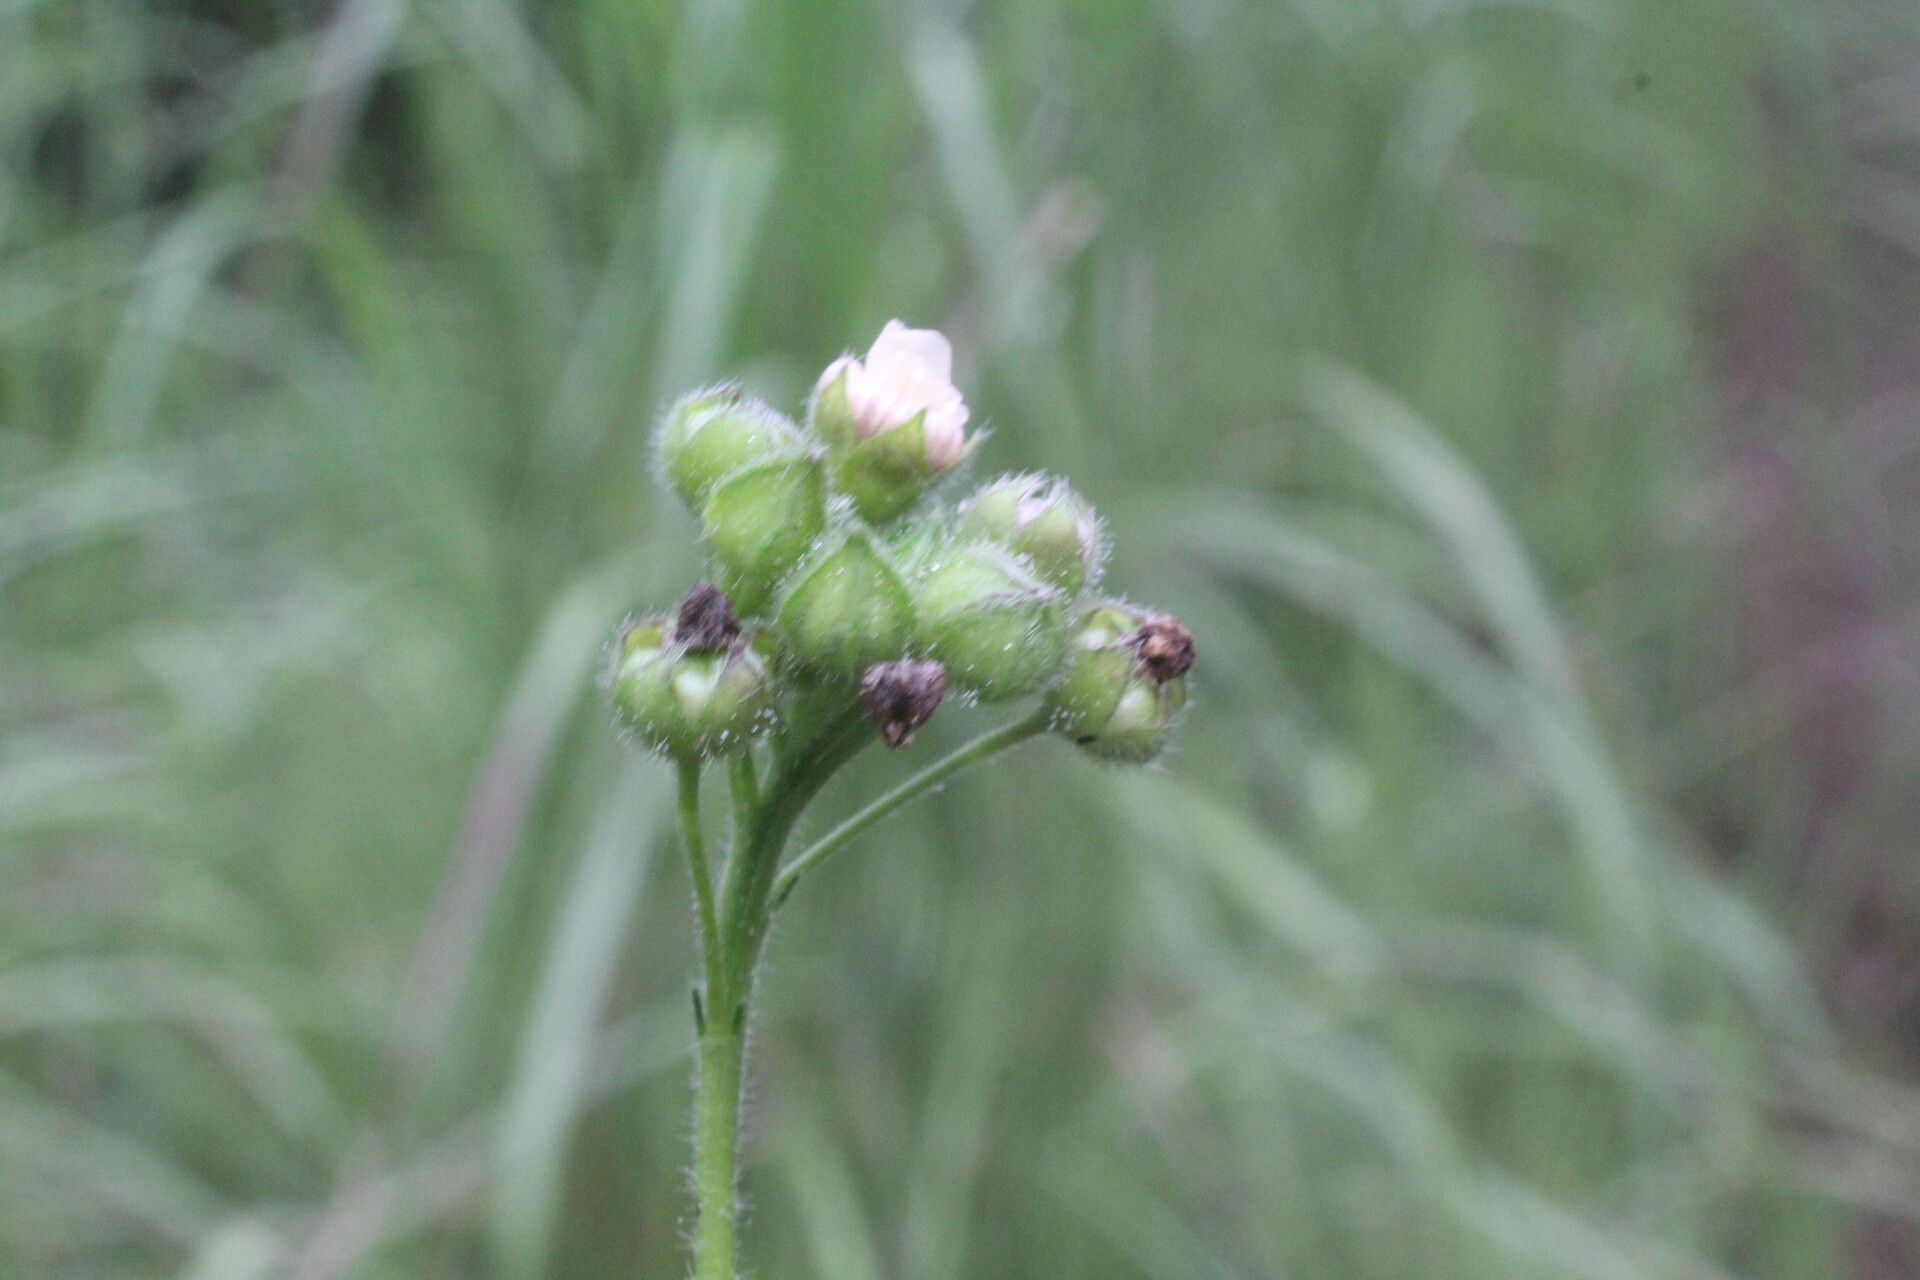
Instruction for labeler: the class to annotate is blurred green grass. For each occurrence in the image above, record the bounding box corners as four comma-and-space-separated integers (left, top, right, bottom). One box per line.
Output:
6, 0, 1920, 1277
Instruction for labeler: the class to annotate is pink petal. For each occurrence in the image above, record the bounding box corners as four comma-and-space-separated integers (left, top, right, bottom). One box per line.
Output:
867, 320, 953, 383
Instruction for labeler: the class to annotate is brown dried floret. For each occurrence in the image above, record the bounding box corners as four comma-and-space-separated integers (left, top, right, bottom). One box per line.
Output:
859, 659, 948, 748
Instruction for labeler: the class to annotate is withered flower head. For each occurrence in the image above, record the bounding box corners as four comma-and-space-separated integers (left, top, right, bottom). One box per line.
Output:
675, 581, 741, 653
859, 659, 948, 748
1126, 615, 1195, 685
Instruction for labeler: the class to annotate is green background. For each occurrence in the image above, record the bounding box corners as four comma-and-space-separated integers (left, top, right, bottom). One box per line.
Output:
5, 0, 1920, 1276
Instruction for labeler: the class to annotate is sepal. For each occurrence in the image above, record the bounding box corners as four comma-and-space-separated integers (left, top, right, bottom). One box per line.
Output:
699, 454, 828, 613
776, 529, 917, 676
657, 385, 801, 510
956, 473, 1105, 596
913, 543, 1068, 701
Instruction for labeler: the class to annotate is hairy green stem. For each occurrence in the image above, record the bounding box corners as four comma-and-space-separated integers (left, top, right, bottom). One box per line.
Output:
728, 751, 758, 835
692, 1027, 743, 1280
771, 708, 1049, 907
690, 702, 870, 1280
727, 708, 873, 997
684, 703, 1055, 1278
685, 705, 1052, 1277
677, 759, 726, 1017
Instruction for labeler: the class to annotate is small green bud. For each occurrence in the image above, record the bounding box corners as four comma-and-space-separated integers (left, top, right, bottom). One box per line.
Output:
657, 385, 801, 509
808, 322, 974, 523
610, 586, 777, 759
913, 544, 1068, 702
776, 530, 916, 677
700, 455, 828, 614
956, 473, 1105, 596
881, 513, 956, 579
1045, 605, 1193, 763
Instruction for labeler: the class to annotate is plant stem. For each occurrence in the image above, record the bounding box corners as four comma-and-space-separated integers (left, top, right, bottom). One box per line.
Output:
728, 751, 758, 835
770, 708, 1049, 907
688, 704, 871, 1280
692, 1026, 743, 1280
685, 705, 1047, 1277
683, 705, 1051, 1277
677, 758, 725, 1013
718, 706, 868, 985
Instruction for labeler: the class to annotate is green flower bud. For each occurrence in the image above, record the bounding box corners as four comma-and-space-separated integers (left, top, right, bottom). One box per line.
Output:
776, 530, 916, 677
956, 473, 1106, 596
610, 587, 778, 759
881, 513, 956, 579
913, 544, 1068, 702
1045, 605, 1193, 763
657, 385, 802, 510
699, 454, 828, 614
808, 322, 974, 523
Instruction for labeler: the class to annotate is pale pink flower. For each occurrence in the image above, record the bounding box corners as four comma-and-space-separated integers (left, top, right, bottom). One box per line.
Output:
818, 321, 970, 470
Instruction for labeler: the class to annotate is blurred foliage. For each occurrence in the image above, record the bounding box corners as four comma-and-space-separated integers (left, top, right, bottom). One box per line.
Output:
5, 0, 1920, 1277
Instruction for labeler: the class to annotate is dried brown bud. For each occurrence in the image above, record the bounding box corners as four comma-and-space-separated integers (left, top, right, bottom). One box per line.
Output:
859, 659, 947, 748
675, 581, 741, 653
1126, 616, 1194, 685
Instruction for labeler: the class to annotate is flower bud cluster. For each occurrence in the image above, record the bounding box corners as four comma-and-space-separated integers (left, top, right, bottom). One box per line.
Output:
618, 321, 1192, 762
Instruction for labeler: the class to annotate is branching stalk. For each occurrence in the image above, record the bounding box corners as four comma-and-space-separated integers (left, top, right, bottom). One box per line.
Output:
771, 709, 1049, 907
